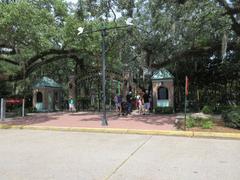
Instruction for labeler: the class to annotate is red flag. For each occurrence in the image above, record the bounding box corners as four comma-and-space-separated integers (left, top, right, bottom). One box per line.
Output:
185, 76, 189, 96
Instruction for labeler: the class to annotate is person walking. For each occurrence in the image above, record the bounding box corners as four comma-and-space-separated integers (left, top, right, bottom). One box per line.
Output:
138, 96, 143, 115
114, 94, 122, 115
143, 91, 150, 115
136, 93, 142, 114
68, 97, 75, 112
114, 94, 118, 112
126, 91, 132, 115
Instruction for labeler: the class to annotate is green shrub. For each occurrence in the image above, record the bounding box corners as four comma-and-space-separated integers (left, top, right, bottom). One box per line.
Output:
155, 107, 173, 114
186, 116, 213, 129
213, 105, 231, 114
201, 118, 213, 129
223, 109, 240, 129
27, 107, 37, 113
202, 105, 213, 114
186, 116, 196, 128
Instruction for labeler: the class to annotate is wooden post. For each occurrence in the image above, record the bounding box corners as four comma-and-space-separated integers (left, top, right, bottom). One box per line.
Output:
184, 76, 189, 130
22, 98, 25, 117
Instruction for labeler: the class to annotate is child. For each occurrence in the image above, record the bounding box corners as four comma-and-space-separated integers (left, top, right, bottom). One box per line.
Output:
138, 97, 143, 115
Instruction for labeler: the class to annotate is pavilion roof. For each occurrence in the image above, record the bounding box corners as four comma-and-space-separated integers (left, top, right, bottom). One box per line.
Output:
151, 68, 174, 80
33, 76, 61, 88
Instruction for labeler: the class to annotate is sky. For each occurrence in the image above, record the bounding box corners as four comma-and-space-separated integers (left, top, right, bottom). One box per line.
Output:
66, 0, 78, 4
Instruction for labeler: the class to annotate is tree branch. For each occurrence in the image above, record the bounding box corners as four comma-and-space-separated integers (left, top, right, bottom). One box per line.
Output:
26, 48, 82, 66
0, 56, 19, 65
217, 0, 240, 36
26, 54, 83, 76
151, 41, 239, 68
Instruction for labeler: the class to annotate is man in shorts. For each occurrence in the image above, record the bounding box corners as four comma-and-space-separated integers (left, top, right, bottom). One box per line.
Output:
68, 97, 75, 112
117, 95, 122, 115
114, 94, 122, 115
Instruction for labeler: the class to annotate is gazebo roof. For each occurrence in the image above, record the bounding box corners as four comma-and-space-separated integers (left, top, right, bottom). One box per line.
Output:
33, 76, 61, 88
151, 68, 174, 80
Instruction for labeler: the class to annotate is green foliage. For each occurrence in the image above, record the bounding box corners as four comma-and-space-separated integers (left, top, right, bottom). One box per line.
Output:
186, 116, 196, 128
222, 106, 240, 115
186, 116, 213, 129
6, 103, 21, 112
213, 105, 233, 114
5, 107, 22, 118
78, 97, 91, 110
201, 118, 213, 129
155, 107, 173, 114
27, 107, 37, 113
0, 1, 57, 51
0, 0, 239, 110
0, 80, 12, 97
202, 105, 213, 114
222, 109, 240, 129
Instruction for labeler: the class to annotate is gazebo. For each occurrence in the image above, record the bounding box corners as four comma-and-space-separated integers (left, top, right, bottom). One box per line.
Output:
151, 68, 174, 109
32, 76, 62, 112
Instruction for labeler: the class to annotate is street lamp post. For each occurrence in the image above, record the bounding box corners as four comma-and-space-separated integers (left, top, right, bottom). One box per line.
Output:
78, 18, 133, 126
78, 26, 108, 126
101, 28, 108, 126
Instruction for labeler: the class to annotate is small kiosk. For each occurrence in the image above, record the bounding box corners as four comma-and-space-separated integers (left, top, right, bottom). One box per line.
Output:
32, 77, 62, 112
151, 68, 174, 109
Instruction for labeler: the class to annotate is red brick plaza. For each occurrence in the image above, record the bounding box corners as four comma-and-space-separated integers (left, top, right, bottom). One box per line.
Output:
1, 111, 177, 131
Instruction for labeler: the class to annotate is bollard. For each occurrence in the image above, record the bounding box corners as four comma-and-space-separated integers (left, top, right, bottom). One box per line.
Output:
1, 98, 5, 121
0, 98, 3, 120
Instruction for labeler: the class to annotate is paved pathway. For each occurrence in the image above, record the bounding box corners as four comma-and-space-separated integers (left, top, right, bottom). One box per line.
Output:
1, 111, 177, 130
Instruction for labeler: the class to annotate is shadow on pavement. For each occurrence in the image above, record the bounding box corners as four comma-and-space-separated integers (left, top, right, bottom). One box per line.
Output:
0, 111, 176, 128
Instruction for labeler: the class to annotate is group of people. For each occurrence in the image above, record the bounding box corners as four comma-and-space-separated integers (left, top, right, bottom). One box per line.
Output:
114, 90, 151, 116
68, 91, 151, 114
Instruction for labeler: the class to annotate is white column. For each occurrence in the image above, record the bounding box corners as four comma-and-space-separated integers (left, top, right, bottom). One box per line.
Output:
1, 98, 5, 121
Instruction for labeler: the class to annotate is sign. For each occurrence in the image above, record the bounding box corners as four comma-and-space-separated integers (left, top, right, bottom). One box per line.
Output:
185, 76, 189, 96
6, 99, 23, 105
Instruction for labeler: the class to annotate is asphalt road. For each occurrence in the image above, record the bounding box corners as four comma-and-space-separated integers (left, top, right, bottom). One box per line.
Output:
0, 129, 239, 180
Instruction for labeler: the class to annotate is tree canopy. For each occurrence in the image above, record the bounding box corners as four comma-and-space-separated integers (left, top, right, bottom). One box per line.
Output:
0, 0, 239, 109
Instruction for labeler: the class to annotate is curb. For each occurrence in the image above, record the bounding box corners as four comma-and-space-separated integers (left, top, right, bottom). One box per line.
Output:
0, 124, 240, 139
193, 131, 240, 139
